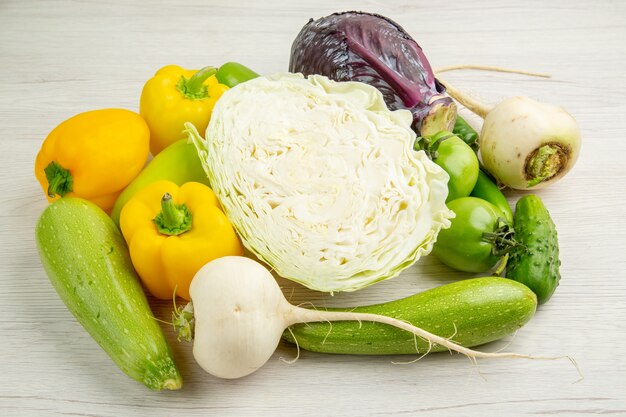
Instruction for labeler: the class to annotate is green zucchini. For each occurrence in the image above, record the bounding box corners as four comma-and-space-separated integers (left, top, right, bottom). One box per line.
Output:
35, 198, 182, 390
507, 195, 561, 304
282, 277, 536, 355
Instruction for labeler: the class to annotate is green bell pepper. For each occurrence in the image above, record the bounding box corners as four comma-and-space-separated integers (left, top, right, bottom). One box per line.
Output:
216, 62, 259, 88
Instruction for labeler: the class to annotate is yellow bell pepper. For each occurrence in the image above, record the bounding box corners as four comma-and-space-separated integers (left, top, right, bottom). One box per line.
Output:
120, 180, 243, 300
140, 65, 229, 156
34, 109, 150, 213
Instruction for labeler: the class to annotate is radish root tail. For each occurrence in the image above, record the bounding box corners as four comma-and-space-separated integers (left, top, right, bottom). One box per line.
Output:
435, 65, 552, 118
299, 309, 580, 379
434, 64, 551, 79
391, 344, 433, 365
279, 327, 301, 365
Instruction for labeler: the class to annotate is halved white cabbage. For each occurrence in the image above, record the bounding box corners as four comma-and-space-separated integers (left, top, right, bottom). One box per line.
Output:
188, 73, 453, 292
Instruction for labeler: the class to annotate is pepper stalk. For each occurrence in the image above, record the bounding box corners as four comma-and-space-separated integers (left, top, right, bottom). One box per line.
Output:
153, 193, 193, 236
176, 66, 217, 100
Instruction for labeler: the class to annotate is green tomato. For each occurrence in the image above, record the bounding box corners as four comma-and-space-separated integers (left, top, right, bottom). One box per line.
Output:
430, 131, 479, 202
433, 197, 507, 273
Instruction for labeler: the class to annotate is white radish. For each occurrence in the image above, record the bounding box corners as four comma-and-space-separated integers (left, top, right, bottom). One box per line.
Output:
436, 69, 581, 190
174, 256, 571, 379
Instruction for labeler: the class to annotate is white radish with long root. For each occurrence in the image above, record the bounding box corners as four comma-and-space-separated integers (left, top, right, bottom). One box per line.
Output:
174, 256, 578, 380
435, 65, 582, 190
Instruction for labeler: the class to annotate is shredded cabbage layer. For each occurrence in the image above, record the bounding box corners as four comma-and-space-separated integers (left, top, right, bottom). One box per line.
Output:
191, 73, 453, 292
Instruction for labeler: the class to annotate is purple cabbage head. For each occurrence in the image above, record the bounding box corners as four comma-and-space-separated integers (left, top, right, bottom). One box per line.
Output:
289, 11, 456, 136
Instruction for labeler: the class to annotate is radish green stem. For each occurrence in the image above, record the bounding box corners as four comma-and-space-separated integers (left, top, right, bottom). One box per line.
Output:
526, 144, 568, 187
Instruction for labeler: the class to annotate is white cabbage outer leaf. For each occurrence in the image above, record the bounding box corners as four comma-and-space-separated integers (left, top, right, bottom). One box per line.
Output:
190, 73, 453, 293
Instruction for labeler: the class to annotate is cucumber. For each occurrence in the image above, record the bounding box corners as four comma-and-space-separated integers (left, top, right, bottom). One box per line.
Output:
507, 194, 561, 304
35, 198, 182, 390
282, 277, 536, 355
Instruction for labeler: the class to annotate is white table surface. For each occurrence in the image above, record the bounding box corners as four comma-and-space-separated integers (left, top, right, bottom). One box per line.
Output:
2, 1, 625, 416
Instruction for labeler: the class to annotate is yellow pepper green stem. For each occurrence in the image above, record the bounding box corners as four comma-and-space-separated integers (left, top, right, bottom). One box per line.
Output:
153, 193, 193, 236
44, 161, 73, 198
176, 66, 217, 100
34, 109, 150, 213
119, 181, 244, 300
140, 65, 229, 155
110, 139, 212, 226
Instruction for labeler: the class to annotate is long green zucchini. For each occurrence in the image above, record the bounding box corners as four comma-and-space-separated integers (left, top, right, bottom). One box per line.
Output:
35, 198, 182, 390
283, 277, 536, 355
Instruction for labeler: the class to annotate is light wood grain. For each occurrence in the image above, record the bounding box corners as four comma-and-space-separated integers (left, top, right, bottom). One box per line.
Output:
1, 0, 625, 416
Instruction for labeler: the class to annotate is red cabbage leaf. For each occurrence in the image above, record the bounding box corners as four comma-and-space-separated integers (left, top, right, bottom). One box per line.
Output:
289, 11, 456, 136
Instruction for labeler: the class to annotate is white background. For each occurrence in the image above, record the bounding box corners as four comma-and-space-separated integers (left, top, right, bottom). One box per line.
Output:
1, 1, 625, 416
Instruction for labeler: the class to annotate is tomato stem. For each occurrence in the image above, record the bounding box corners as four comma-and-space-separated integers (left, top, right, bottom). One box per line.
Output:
492, 253, 509, 276
414, 133, 455, 160
482, 218, 521, 256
